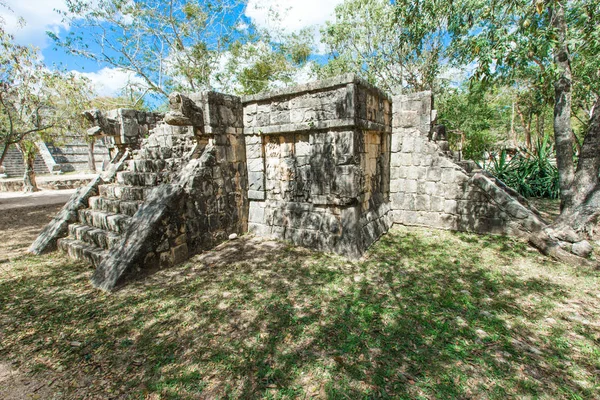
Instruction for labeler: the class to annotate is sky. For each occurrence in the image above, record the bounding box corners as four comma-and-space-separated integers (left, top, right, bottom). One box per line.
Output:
1, 0, 345, 97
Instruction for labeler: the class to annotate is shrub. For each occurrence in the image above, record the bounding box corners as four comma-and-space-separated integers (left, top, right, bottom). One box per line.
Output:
484, 135, 560, 199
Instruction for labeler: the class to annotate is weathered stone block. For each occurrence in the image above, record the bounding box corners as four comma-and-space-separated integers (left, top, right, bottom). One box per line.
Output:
426, 168, 442, 182
248, 158, 264, 172
248, 172, 264, 191
405, 179, 418, 193
171, 243, 188, 265
248, 202, 266, 223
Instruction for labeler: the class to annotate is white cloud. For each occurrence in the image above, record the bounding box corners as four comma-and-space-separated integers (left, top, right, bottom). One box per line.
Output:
439, 62, 477, 88
1, 0, 70, 48
73, 67, 148, 97
245, 0, 344, 53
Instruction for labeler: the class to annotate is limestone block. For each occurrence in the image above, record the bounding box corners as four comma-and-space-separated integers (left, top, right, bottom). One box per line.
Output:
265, 137, 281, 158
391, 166, 408, 180
248, 172, 264, 191
249, 223, 272, 237
430, 196, 444, 212
390, 191, 404, 206
418, 154, 433, 167
248, 190, 265, 200
248, 158, 264, 173
391, 134, 403, 153
441, 169, 458, 184
171, 243, 188, 265
290, 108, 306, 124
403, 210, 419, 225
444, 199, 458, 214
405, 179, 418, 193
303, 212, 323, 231
401, 135, 415, 153
424, 181, 437, 196
295, 135, 311, 156
426, 168, 442, 182
249, 201, 266, 223
245, 135, 261, 145
414, 194, 431, 211
334, 166, 360, 199
244, 103, 257, 115
280, 136, 294, 157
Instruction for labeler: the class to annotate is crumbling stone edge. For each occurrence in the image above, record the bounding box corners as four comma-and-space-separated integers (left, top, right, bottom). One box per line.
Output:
28, 151, 130, 255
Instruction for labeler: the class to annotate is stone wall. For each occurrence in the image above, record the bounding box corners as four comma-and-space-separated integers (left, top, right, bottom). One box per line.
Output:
242, 74, 392, 257
102, 109, 163, 157
389, 92, 546, 237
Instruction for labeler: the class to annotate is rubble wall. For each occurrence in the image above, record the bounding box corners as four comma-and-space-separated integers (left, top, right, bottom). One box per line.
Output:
389, 92, 546, 237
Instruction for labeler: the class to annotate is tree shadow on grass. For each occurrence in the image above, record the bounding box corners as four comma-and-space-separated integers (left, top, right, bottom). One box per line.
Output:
0, 228, 598, 399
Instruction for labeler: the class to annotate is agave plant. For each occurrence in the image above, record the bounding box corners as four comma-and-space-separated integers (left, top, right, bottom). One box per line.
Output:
485, 135, 559, 199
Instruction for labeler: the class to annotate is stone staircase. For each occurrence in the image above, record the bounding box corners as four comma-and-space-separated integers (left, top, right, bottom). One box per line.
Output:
56, 124, 196, 268
46, 134, 111, 173
1, 144, 50, 177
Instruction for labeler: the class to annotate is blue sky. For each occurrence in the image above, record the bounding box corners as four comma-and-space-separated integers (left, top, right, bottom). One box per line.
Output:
1, 0, 344, 97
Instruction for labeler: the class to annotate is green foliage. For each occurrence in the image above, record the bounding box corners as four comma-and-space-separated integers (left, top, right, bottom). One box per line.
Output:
57, 0, 248, 96
216, 28, 314, 95
57, 0, 315, 99
437, 84, 512, 161
446, 0, 599, 118
486, 136, 560, 199
319, 0, 446, 93
0, 25, 93, 162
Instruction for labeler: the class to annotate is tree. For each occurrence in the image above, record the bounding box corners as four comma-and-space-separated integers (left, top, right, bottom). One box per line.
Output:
441, 0, 600, 257
0, 26, 93, 191
438, 83, 514, 161
215, 25, 314, 95
55, 0, 314, 99
319, 0, 447, 93
55, 0, 248, 98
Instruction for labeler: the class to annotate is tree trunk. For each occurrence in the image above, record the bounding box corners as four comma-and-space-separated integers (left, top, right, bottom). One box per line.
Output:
87, 140, 97, 172
530, 98, 600, 266
22, 149, 39, 193
515, 102, 532, 152
0, 143, 9, 169
554, 98, 600, 230
551, 2, 576, 211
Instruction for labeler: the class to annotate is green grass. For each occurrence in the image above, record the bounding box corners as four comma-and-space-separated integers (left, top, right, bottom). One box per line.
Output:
1, 226, 599, 399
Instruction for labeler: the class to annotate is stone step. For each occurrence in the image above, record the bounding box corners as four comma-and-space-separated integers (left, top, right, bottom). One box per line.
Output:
78, 209, 131, 234
136, 146, 173, 160
116, 171, 160, 186
99, 184, 149, 201
57, 238, 107, 268
88, 196, 142, 217
127, 159, 167, 172
68, 223, 122, 250
134, 144, 193, 161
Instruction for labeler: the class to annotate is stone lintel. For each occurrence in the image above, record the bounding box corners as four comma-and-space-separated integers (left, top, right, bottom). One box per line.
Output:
241, 73, 391, 104
243, 118, 389, 135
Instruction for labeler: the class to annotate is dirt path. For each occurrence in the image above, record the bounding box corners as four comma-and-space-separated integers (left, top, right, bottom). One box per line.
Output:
0, 202, 63, 261
0, 362, 57, 400
0, 199, 66, 398
0, 189, 76, 211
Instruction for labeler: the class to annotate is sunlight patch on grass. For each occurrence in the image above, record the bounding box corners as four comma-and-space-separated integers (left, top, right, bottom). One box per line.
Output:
1, 226, 599, 398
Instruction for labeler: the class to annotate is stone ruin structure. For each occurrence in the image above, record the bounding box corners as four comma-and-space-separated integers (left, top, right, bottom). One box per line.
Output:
0, 109, 162, 179
30, 74, 548, 291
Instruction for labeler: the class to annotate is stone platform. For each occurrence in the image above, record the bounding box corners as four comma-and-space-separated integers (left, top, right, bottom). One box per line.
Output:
0, 173, 98, 192
30, 74, 554, 291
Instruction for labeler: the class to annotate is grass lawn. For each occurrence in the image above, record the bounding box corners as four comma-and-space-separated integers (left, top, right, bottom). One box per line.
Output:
0, 210, 599, 399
